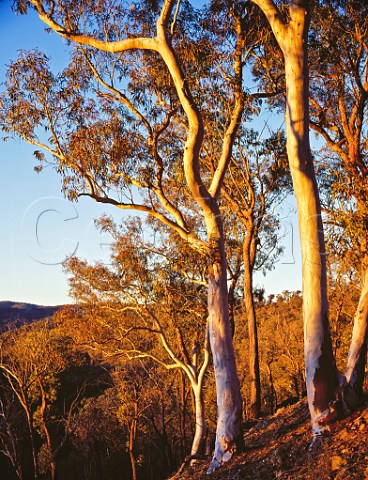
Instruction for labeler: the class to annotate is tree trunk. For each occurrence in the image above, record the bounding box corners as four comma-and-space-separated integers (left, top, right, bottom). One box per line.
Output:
206, 219, 243, 474
228, 278, 236, 337
267, 362, 277, 415
283, 8, 339, 434
345, 268, 368, 395
187, 331, 210, 459
179, 371, 187, 458
18, 393, 38, 480
252, 0, 339, 435
243, 229, 261, 419
39, 380, 57, 480
128, 415, 138, 480
243, 226, 261, 418
345, 197, 368, 395
190, 385, 206, 457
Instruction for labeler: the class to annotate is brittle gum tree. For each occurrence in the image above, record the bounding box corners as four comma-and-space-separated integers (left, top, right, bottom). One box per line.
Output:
251, 0, 366, 438
251, 0, 340, 436
220, 127, 290, 419
63, 217, 210, 461
308, 0, 368, 397
0, 0, 257, 470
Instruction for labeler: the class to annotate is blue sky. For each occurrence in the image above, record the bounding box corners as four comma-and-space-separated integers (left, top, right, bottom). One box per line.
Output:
0, 1, 301, 306
0, 1, 118, 305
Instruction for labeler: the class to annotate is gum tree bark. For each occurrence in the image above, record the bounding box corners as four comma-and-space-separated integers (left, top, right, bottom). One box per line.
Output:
189, 342, 208, 459
206, 221, 243, 473
307, 3, 368, 397
252, 0, 339, 435
243, 225, 261, 419
345, 269, 368, 395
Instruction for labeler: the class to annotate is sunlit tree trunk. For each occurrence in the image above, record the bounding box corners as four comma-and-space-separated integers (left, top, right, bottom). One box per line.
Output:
306, 5, 368, 399
345, 199, 368, 395
206, 213, 243, 473
190, 384, 206, 458
252, 0, 339, 435
179, 372, 187, 458
187, 334, 209, 460
243, 227, 261, 419
276, 4, 339, 434
128, 405, 138, 480
345, 268, 368, 395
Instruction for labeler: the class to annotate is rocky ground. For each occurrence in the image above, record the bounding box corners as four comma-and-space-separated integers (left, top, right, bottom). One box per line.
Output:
170, 397, 368, 480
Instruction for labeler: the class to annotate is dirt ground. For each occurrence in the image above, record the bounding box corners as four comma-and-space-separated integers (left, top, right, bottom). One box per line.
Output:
169, 397, 368, 480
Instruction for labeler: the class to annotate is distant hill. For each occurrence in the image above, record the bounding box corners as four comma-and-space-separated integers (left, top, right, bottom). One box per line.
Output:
0, 301, 62, 329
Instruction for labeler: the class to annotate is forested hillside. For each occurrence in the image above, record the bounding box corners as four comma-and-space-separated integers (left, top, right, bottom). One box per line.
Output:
0, 0, 367, 479
0, 288, 362, 480
0, 302, 61, 328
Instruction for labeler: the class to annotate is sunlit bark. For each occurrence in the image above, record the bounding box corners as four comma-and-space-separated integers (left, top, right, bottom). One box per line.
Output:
307, 3, 368, 396
345, 269, 368, 395
206, 219, 243, 473
252, 0, 339, 434
243, 228, 261, 419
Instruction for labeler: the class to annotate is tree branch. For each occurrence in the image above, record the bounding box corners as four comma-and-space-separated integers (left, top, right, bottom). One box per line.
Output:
30, 0, 159, 53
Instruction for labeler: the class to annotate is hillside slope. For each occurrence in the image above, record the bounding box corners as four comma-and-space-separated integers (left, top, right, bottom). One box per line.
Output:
171, 398, 368, 480
0, 301, 62, 328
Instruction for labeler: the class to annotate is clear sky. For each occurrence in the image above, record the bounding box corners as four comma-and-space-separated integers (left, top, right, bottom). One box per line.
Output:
0, 1, 302, 306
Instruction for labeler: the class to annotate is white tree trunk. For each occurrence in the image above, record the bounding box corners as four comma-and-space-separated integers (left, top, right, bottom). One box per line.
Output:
190, 385, 206, 458
345, 269, 368, 394
206, 229, 243, 474
283, 13, 339, 436
252, 0, 339, 435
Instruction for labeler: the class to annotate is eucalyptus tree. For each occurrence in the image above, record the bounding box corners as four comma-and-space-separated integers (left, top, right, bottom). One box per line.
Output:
251, 0, 341, 437
0, 0, 256, 468
308, 0, 368, 397
63, 216, 211, 461
251, 0, 368, 439
220, 127, 290, 418
193, 6, 289, 418
0, 324, 89, 480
